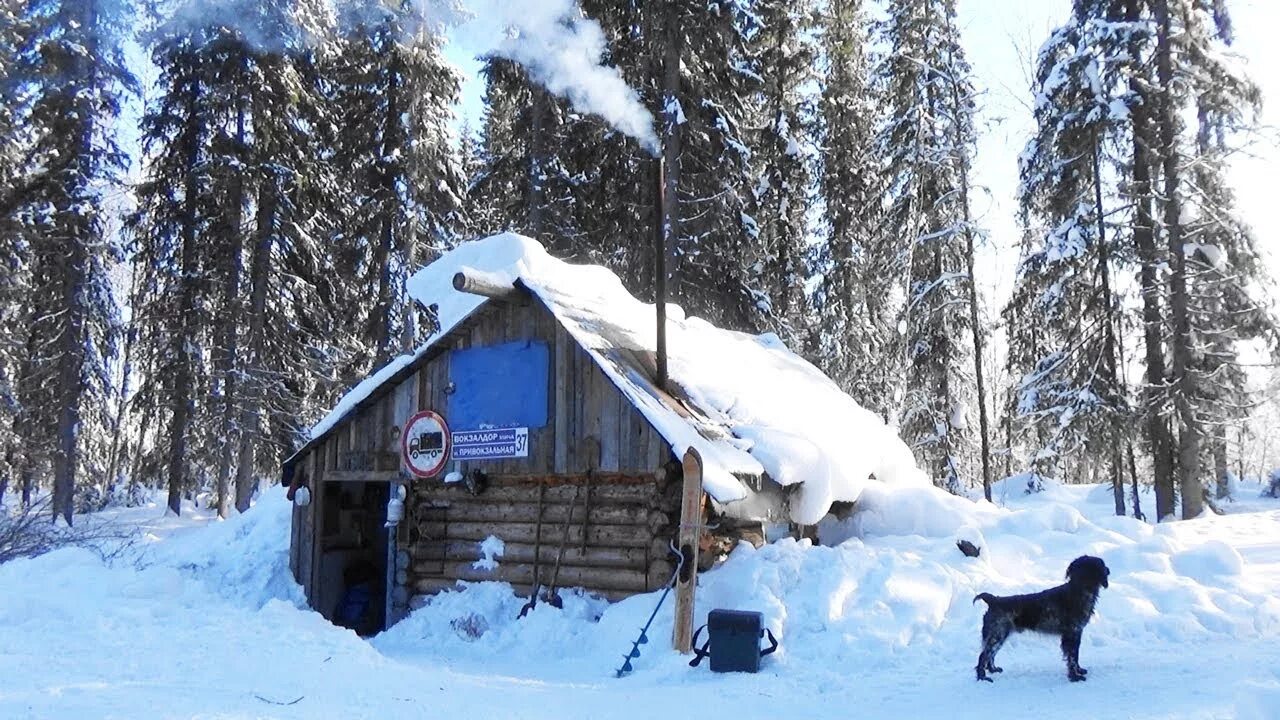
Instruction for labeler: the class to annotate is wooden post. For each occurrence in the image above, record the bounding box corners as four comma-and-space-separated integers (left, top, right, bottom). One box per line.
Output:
384, 523, 397, 630
673, 448, 702, 653
308, 441, 328, 611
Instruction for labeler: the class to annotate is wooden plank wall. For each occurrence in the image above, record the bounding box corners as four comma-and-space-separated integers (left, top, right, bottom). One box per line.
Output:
380, 299, 672, 480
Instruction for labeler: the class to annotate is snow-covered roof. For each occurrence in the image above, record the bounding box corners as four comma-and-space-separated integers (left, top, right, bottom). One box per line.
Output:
304, 233, 928, 524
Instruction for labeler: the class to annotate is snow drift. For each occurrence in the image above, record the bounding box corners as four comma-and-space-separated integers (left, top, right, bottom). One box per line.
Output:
379, 481, 1280, 670
2, 481, 1280, 718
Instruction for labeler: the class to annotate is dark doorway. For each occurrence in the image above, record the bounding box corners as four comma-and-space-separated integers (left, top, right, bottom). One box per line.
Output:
316, 481, 389, 636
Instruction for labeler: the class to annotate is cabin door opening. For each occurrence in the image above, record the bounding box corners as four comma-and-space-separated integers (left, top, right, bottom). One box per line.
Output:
316, 480, 389, 636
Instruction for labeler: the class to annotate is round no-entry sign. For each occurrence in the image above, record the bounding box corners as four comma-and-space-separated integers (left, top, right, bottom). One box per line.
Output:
402, 410, 451, 478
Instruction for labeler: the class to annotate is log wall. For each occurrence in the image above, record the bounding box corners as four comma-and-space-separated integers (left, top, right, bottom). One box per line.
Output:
405, 473, 681, 605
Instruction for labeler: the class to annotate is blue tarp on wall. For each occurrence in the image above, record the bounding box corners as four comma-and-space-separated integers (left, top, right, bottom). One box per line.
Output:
448, 339, 550, 430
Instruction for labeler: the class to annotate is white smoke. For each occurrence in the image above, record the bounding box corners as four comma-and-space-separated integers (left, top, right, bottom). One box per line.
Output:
157, 0, 659, 153
427, 0, 659, 154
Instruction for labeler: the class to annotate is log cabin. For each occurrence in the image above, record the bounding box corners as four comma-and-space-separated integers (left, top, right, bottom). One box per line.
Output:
282, 235, 790, 634
283, 233, 924, 635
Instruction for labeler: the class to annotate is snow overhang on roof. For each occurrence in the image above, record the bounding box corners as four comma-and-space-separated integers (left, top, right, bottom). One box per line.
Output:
295, 233, 929, 524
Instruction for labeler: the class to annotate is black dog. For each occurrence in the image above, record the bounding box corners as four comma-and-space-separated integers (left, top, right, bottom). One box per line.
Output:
973, 555, 1110, 682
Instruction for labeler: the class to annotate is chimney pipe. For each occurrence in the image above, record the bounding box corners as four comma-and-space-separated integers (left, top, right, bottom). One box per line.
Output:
654, 155, 668, 389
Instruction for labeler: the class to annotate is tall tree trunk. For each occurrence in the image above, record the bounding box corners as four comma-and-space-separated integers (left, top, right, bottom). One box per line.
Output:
1213, 424, 1229, 499
947, 52, 992, 502
12, 331, 41, 509
165, 77, 202, 517
104, 261, 142, 499
373, 53, 401, 367
1236, 425, 1245, 485
0, 447, 11, 506
52, 234, 85, 526
130, 353, 159, 495
1002, 395, 1013, 480
767, 19, 794, 329
50, 0, 102, 526
235, 164, 276, 513
214, 89, 247, 519
1155, 0, 1203, 519
1128, 0, 1176, 520
400, 214, 419, 353
961, 206, 992, 501
1092, 133, 1125, 516
931, 242, 957, 492
1113, 299, 1145, 520
20, 461, 33, 509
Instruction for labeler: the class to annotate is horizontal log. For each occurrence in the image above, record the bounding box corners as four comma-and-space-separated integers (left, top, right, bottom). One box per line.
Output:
409, 584, 634, 606
410, 540, 648, 570
411, 534, 672, 562
413, 501, 668, 528
327, 470, 402, 483
452, 267, 524, 302
415, 562, 649, 593
414, 482, 660, 507
428, 520, 656, 549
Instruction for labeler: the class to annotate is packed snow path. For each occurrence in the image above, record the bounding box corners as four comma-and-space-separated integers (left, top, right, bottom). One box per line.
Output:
2, 486, 1280, 719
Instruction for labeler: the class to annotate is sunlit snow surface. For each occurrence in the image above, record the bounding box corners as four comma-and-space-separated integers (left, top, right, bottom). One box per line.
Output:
3, 480, 1280, 718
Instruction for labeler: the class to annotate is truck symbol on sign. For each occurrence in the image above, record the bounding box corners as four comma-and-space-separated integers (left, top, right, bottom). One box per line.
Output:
409, 431, 443, 459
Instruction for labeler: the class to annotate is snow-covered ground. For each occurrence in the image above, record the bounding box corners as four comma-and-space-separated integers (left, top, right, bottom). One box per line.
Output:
3, 481, 1280, 720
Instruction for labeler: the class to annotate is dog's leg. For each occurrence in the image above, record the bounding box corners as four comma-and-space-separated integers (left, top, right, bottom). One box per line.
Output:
976, 615, 1010, 682
984, 636, 1006, 676
985, 616, 1009, 674
1062, 630, 1085, 682
976, 649, 992, 682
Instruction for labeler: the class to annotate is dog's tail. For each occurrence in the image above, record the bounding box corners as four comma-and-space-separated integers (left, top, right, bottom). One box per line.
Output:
972, 592, 997, 606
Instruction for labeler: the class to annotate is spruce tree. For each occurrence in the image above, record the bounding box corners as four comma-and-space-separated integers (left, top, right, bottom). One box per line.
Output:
472, 59, 589, 257
812, 0, 887, 416
748, 0, 817, 345
327, 0, 464, 369
235, 22, 328, 512
1173, 0, 1278, 512
18, 0, 134, 523
0, 4, 33, 505
872, 0, 979, 491
1008, 1, 1140, 510
661, 0, 764, 332
131, 6, 263, 516
130, 0, 354, 513
129, 21, 212, 515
